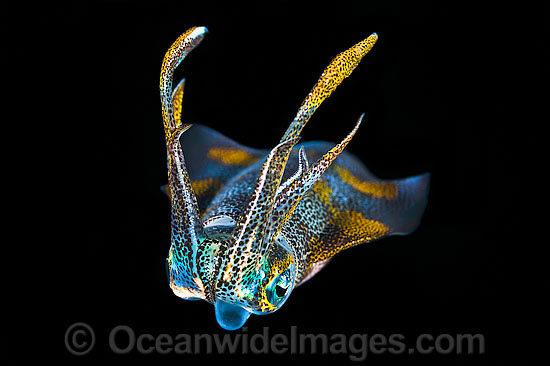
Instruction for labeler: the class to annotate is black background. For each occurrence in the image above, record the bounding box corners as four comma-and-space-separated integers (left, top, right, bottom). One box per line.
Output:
9, 1, 514, 365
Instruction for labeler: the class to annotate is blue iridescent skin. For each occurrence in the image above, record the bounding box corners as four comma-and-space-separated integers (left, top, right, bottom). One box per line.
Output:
160, 27, 430, 330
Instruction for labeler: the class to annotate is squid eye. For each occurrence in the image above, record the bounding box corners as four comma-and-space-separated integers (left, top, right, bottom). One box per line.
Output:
275, 284, 288, 298
266, 268, 293, 307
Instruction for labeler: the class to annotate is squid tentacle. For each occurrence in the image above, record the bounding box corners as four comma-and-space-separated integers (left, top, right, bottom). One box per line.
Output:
280, 33, 377, 143
269, 114, 364, 240
277, 146, 309, 196
171, 78, 186, 128
216, 137, 300, 291
162, 26, 209, 299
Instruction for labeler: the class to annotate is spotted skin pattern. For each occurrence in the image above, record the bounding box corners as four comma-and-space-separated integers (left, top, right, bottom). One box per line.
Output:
281, 33, 378, 143
216, 138, 299, 297
161, 27, 430, 328
161, 27, 209, 301
172, 78, 185, 128
269, 114, 364, 242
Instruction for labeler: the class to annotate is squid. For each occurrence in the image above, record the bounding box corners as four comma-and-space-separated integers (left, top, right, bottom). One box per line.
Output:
160, 26, 430, 330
